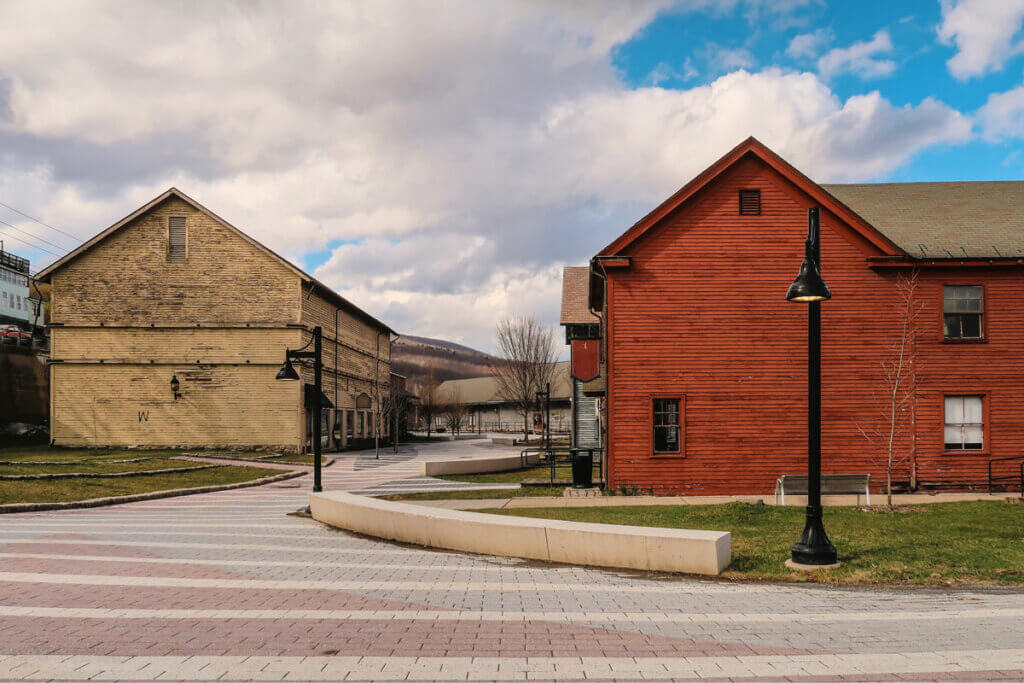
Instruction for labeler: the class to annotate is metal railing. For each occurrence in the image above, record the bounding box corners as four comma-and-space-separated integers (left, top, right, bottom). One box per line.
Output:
519, 444, 603, 487
988, 455, 1024, 496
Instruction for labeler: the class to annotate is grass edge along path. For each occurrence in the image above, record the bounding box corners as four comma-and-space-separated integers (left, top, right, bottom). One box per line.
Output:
0, 464, 288, 506
482, 500, 1024, 586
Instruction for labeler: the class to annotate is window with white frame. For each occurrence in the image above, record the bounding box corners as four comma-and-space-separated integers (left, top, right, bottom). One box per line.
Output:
944, 395, 983, 450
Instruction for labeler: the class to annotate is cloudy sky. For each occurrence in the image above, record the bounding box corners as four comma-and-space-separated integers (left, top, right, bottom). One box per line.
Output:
1, 0, 1023, 352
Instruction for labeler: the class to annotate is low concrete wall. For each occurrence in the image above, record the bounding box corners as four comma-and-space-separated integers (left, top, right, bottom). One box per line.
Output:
420, 453, 538, 477
309, 491, 731, 575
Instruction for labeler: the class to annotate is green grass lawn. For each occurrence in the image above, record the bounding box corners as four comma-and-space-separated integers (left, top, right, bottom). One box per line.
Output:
0, 465, 281, 505
0, 447, 186, 463
437, 466, 574, 484
0, 458, 206, 476
483, 500, 1024, 586
386, 463, 601, 502
0, 446, 296, 505
383, 485, 558, 502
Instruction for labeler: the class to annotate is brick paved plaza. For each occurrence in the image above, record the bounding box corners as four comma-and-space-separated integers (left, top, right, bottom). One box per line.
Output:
1, 440, 1023, 681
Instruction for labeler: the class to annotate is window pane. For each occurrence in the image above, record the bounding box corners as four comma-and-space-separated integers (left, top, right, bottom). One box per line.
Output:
944, 397, 963, 423
960, 314, 981, 338
943, 314, 961, 338
963, 396, 983, 423
654, 426, 679, 453
944, 426, 962, 449
964, 426, 984, 448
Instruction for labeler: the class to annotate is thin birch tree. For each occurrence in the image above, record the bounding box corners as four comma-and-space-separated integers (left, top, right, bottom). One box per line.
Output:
857, 269, 924, 508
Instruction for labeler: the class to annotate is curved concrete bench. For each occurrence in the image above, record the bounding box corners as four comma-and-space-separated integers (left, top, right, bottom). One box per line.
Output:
419, 453, 539, 477
309, 491, 730, 575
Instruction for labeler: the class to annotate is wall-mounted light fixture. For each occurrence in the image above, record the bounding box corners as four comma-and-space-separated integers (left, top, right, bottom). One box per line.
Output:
170, 375, 182, 400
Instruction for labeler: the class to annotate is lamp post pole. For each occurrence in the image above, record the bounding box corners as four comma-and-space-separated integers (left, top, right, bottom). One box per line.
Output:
787, 208, 838, 567
276, 326, 323, 502
312, 327, 322, 493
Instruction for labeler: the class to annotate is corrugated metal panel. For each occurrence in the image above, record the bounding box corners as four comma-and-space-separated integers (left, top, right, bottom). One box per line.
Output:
574, 378, 601, 449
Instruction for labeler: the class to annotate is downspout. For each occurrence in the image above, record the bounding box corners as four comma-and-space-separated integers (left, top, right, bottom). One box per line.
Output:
590, 257, 610, 487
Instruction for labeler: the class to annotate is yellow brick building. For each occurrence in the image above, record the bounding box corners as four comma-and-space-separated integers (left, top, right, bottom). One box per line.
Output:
37, 188, 394, 452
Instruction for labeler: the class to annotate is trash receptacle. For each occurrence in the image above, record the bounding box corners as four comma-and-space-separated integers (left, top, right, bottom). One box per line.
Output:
571, 450, 593, 489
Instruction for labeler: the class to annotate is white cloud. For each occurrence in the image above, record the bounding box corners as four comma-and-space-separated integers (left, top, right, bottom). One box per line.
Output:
978, 84, 1024, 139
938, 0, 1024, 80
0, 2, 972, 352
786, 29, 832, 59
817, 30, 896, 81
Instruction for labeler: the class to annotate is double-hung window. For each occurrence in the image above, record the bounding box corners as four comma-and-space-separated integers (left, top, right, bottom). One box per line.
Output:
653, 398, 681, 454
944, 395, 984, 451
943, 286, 983, 340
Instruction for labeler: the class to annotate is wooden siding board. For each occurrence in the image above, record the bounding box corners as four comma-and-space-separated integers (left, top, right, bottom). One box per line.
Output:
605, 156, 1024, 495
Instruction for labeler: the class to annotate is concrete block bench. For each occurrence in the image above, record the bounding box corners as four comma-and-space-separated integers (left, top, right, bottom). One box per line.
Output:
419, 453, 540, 477
309, 491, 731, 575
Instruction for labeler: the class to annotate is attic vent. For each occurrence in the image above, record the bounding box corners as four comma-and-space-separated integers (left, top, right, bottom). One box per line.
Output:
168, 216, 187, 261
738, 189, 761, 216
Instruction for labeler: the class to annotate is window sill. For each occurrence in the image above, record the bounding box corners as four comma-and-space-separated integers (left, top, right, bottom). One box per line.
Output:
651, 452, 686, 459
944, 449, 989, 456
942, 338, 987, 344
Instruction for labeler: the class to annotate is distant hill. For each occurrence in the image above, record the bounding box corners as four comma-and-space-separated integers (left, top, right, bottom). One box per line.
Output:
391, 335, 495, 390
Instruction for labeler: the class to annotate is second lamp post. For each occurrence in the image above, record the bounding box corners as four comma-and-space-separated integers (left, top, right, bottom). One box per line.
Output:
785, 207, 839, 567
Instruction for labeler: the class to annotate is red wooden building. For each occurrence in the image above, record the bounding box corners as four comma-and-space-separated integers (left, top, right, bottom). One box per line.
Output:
567, 137, 1024, 495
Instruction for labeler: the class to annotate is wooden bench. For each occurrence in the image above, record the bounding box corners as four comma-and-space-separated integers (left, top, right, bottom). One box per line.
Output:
774, 474, 871, 505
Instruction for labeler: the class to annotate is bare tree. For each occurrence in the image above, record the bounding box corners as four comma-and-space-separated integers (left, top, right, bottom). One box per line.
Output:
381, 386, 410, 453
858, 269, 924, 508
493, 315, 557, 442
417, 368, 441, 439
442, 385, 468, 437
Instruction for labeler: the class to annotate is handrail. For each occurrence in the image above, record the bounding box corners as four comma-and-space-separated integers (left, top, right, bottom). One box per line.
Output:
987, 455, 1024, 495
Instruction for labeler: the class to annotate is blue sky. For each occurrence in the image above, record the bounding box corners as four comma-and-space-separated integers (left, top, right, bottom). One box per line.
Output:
611, 1, 1023, 183
2, 1, 1024, 352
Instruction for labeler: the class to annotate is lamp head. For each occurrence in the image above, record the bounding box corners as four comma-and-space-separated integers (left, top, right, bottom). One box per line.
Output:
786, 258, 831, 302
275, 356, 300, 381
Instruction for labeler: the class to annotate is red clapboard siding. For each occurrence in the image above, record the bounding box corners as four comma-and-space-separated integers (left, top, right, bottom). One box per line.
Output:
603, 154, 1024, 495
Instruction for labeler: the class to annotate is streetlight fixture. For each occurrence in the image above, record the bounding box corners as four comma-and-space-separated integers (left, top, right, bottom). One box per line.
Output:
276, 326, 324, 508
785, 208, 839, 568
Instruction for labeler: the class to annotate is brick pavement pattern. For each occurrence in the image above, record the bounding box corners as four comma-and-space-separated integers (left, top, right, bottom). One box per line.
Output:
1, 439, 1022, 681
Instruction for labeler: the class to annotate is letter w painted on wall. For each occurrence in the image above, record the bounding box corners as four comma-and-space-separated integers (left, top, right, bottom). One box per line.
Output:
138, 411, 149, 422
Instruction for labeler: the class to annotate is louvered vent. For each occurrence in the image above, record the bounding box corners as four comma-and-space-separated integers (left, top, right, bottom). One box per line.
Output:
168, 216, 187, 261
738, 189, 761, 215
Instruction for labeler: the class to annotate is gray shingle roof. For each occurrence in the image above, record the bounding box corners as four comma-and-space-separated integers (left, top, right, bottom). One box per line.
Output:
823, 181, 1024, 259
561, 266, 599, 324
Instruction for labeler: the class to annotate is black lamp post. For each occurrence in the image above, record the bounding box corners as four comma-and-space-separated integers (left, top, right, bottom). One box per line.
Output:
785, 208, 838, 567
276, 326, 323, 499
535, 382, 551, 451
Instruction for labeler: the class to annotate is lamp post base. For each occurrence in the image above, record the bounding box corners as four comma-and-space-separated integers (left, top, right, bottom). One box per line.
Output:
790, 505, 838, 565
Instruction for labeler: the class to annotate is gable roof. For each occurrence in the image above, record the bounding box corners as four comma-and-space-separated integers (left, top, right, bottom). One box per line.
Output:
822, 182, 1024, 259
560, 266, 599, 325
35, 187, 395, 334
597, 137, 905, 259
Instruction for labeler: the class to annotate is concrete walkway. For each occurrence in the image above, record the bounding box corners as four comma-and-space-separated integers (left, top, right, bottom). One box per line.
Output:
1, 438, 1022, 681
